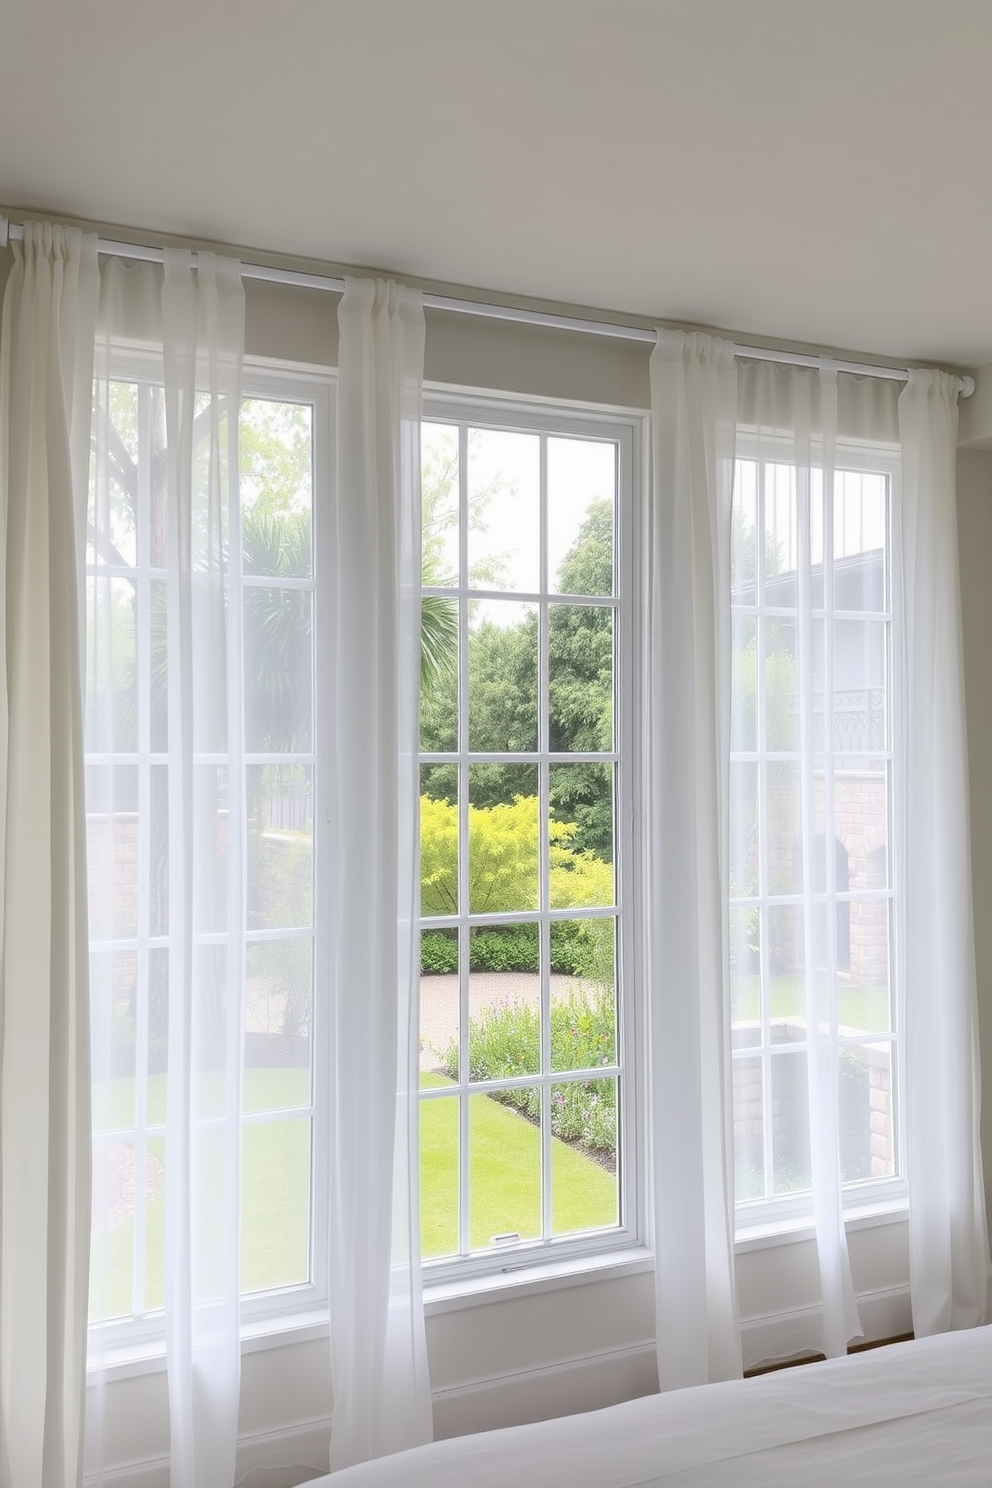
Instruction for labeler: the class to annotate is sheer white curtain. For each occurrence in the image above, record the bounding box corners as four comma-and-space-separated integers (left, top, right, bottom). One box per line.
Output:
87, 250, 246, 1487
645, 329, 741, 1389
896, 371, 991, 1336
0, 221, 98, 1488
327, 277, 432, 1468
731, 363, 907, 1361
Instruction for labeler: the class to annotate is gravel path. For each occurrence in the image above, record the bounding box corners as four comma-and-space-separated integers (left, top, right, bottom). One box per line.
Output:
419, 971, 591, 1071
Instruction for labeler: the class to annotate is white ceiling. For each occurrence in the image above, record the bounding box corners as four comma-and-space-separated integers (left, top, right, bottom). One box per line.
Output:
2, 0, 992, 367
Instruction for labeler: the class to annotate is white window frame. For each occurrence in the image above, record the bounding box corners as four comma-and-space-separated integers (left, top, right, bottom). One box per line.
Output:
85, 351, 335, 1358
730, 431, 907, 1242
418, 387, 644, 1285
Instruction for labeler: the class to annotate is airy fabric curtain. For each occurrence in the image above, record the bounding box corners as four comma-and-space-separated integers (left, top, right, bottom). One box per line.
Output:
0, 223, 99, 1488
731, 363, 906, 1362
87, 251, 246, 1488
327, 277, 432, 1468
645, 329, 741, 1389
896, 371, 992, 1336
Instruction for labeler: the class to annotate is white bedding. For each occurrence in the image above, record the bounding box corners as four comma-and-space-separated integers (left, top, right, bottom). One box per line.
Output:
305, 1326, 992, 1487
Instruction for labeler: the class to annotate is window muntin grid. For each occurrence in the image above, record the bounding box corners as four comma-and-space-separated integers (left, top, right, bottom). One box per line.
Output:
730, 450, 901, 1226
86, 363, 328, 1339
418, 402, 635, 1275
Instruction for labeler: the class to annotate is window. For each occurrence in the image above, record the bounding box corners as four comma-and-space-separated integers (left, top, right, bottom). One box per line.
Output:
86, 358, 331, 1337
729, 449, 900, 1225
416, 397, 637, 1275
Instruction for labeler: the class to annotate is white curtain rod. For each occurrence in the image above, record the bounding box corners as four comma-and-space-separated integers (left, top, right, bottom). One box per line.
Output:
2, 216, 975, 396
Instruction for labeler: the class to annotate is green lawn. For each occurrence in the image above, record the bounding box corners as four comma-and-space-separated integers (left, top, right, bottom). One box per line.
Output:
90, 1067, 616, 1320
420, 1073, 617, 1255
731, 973, 891, 1033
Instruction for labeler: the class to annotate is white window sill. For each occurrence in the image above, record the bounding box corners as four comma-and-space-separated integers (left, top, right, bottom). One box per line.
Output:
735, 1197, 908, 1253
86, 1310, 332, 1384
423, 1245, 654, 1315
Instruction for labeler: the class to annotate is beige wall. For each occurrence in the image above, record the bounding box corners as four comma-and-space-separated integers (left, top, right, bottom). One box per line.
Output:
957, 448, 992, 1217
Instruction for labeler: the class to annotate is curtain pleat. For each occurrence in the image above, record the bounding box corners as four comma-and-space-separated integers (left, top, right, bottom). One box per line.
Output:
896, 371, 992, 1336
645, 329, 741, 1389
733, 361, 869, 1360
327, 277, 432, 1468
86, 250, 246, 1488
0, 222, 99, 1488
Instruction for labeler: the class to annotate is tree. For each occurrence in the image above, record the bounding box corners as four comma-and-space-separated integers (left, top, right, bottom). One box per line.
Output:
548, 501, 614, 855
420, 793, 615, 980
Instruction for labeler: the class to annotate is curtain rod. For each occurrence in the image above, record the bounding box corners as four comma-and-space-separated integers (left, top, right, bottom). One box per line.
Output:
2, 217, 975, 397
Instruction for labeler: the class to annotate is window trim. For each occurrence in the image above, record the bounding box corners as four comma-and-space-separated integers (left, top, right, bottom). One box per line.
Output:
418, 386, 646, 1285
729, 432, 907, 1240
86, 351, 337, 1356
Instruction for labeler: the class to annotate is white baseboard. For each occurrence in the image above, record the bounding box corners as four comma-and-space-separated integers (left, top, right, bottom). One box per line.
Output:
740, 1283, 913, 1371
84, 1419, 331, 1488
431, 1340, 658, 1439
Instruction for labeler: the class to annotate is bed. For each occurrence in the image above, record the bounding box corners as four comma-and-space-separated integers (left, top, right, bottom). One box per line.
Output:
304, 1326, 992, 1486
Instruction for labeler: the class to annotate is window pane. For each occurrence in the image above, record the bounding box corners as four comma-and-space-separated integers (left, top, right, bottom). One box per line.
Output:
730, 614, 757, 753
420, 1089, 459, 1259
841, 911, 892, 1033
729, 907, 760, 1035
85, 765, 140, 940
244, 588, 312, 753
840, 1041, 895, 1182
90, 380, 138, 568
550, 919, 616, 1072
244, 939, 313, 1111
193, 767, 231, 933
732, 459, 758, 603
422, 422, 460, 587
469, 1090, 541, 1249
548, 437, 615, 597
420, 931, 459, 1077
834, 470, 888, 575
467, 429, 539, 594
468, 601, 537, 753
771, 1048, 811, 1194
86, 577, 137, 753
729, 761, 758, 897
421, 603, 458, 751
551, 1077, 618, 1234
550, 763, 614, 908
766, 904, 804, 1026
241, 1118, 312, 1292
468, 768, 538, 914
149, 579, 169, 751
732, 1053, 764, 1201
466, 934, 540, 1079
764, 618, 798, 751
421, 773, 459, 917
240, 399, 313, 576
763, 462, 797, 588
91, 951, 137, 1128
90, 1138, 136, 1322
247, 765, 313, 930
548, 604, 613, 753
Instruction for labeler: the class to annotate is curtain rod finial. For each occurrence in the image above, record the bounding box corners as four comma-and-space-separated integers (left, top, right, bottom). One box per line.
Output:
960, 375, 976, 399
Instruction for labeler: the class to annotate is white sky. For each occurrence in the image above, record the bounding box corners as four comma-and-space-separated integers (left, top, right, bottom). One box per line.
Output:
422, 422, 616, 627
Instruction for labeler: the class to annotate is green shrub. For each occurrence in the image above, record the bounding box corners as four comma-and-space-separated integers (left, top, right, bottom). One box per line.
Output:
469, 925, 539, 973
420, 930, 459, 975
440, 983, 617, 1156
